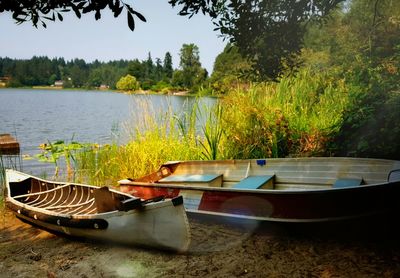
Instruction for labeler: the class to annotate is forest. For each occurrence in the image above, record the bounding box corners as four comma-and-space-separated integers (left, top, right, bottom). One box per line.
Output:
0, 43, 207, 92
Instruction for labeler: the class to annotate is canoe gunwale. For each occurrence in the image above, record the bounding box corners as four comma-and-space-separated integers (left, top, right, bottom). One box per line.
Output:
7, 201, 109, 229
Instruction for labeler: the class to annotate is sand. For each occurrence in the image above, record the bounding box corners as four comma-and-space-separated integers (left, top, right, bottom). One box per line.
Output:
1, 209, 400, 278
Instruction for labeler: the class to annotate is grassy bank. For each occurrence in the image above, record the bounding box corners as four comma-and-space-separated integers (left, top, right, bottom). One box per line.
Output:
220, 68, 349, 158
74, 68, 351, 185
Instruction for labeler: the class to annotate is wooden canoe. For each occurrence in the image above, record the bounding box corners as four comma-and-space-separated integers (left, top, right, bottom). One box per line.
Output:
118, 157, 400, 222
5, 169, 191, 252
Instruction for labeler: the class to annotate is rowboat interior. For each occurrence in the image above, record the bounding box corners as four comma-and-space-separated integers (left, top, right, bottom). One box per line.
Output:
8, 176, 143, 215
132, 158, 400, 191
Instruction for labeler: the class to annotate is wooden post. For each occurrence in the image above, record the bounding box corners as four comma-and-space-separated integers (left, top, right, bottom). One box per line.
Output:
0, 134, 20, 155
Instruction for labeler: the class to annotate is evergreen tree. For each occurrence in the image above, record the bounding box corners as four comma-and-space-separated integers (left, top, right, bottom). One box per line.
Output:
178, 43, 206, 88
163, 52, 173, 79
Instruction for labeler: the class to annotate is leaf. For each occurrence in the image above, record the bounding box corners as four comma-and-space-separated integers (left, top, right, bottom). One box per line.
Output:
133, 11, 146, 22
71, 5, 81, 18
82, 5, 92, 14
43, 16, 55, 21
77, 2, 86, 9
114, 6, 123, 18
57, 13, 63, 21
125, 4, 134, 14
127, 12, 135, 31
53, 140, 65, 145
95, 10, 101, 20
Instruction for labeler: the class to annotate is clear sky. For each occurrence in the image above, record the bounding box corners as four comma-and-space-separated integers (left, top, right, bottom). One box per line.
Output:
0, 0, 226, 73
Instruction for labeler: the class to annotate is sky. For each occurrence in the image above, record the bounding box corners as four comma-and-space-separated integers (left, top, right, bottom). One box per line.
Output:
0, 0, 226, 73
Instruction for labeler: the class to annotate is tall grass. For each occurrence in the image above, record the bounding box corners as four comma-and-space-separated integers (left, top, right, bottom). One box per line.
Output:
221, 68, 349, 158
0, 155, 4, 211
76, 98, 211, 185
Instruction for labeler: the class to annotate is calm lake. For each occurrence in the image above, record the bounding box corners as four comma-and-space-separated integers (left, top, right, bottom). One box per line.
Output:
0, 88, 215, 175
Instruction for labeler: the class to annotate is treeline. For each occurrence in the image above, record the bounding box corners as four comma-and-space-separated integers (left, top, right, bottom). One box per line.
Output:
0, 43, 208, 92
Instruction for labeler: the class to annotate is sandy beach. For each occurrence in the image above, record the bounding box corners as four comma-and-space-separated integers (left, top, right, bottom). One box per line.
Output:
1, 209, 400, 278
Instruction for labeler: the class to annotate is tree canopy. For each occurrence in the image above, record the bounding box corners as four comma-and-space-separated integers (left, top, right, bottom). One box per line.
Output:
169, 0, 345, 80
0, 0, 146, 30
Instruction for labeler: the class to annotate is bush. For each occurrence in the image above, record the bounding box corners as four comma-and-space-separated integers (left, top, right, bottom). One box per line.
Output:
116, 74, 140, 91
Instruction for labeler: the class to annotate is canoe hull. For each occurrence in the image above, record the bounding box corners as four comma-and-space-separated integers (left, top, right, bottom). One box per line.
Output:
11, 200, 190, 251
5, 170, 191, 252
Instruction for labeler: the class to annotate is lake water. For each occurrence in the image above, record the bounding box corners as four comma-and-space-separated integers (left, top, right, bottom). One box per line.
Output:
0, 88, 215, 176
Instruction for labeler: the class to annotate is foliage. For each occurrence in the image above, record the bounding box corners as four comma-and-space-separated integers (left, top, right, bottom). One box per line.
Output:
220, 68, 349, 158
116, 74, 140, 91
163, 52, 174, 79
302, 0, 400, 159
209, 43, 252, 94
177, 44, 208, 90
0, 155, 5, 194
0, 51, 176, 90
0, 56, 128, 89
170, 0, 344, 80
198, 104, 224, 160
76, 99, 204, 185
36, 139, 91, 178
0, 0, 146, 31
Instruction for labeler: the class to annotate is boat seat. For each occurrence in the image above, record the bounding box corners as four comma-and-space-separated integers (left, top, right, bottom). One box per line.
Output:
158, 174, 223, 187
332, 178, 363, 188
388, 169, 400, 183
94, 187, 120, 212
233, 175, 275, 189
94, 186, 142, 212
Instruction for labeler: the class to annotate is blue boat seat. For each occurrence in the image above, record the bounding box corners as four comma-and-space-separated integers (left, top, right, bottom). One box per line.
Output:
233, 175, 275, 189
332, 178, 363, 188
158, 174, 223, 187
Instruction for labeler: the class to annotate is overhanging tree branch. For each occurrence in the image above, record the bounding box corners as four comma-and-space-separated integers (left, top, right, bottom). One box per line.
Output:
169, 0, 345, 80
0, 0, 146, 30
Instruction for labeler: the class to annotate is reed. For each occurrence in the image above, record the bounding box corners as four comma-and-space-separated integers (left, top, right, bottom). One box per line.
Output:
220, 68, 349, 158
76, 98, 205, 185
0, 156, 4, 211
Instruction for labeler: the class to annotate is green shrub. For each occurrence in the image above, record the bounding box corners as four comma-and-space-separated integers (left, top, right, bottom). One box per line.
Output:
116, 74, 140, 91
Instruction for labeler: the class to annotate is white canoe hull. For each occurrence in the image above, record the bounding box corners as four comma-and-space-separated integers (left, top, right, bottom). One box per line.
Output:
5, 169, 191, 252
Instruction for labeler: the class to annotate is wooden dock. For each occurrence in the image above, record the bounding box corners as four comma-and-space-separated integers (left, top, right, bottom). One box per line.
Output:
0, 134, 20, 154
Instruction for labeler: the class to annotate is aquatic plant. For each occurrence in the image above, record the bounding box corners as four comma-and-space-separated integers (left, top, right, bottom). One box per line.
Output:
36, 138, 92, 179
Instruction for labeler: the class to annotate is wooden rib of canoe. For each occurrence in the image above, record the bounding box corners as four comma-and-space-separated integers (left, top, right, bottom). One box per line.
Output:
5, 170, 191, 252
118, 157, 400, 223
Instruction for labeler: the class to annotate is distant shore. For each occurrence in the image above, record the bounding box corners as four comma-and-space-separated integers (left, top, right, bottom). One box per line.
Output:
0, 86, 198, 97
